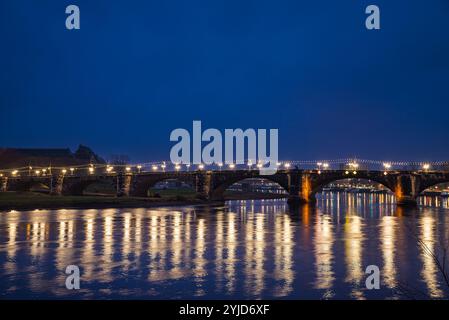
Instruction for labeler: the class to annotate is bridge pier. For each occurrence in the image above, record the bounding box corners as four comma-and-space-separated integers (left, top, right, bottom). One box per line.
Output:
299, 173, 316, 203
50, 174, 64, 195
287, 195, 308, 207
195, 171, 212, 200
1, 176, 8, 192
117, 172, 132, 197
287, 193, 316, 206
286, 172, 316, 207
396, 196, 418, 207
394, 175, 418, 207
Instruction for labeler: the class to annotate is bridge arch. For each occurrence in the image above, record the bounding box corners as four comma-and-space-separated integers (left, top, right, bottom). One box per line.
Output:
131, 175, 196, 197
63, 177, 116, 196
309, 172, 397, 198
211, 174, 289, 200
417, 180, 449, 197
311, 177, 395, 195
12, 180, 51, 193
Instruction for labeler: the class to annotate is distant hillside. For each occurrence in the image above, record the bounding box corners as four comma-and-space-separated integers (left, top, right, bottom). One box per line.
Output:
0, 145, 105, 169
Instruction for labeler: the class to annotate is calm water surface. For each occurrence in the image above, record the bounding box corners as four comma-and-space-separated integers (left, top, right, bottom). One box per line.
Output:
1, 193, 449, 299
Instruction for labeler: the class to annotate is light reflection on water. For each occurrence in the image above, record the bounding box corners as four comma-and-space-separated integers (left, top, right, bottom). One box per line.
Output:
0, 192, 449, 299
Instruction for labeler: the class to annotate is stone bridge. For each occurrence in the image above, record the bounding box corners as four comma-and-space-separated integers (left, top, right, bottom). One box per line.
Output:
2, 169, 449, 206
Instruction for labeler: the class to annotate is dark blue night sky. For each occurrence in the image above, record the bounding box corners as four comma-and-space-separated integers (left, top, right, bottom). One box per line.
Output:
1, 0, 448, 162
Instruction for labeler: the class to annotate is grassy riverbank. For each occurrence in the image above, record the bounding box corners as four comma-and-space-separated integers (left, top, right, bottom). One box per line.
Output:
0, 191, 287, 211
0, 192, 206, 211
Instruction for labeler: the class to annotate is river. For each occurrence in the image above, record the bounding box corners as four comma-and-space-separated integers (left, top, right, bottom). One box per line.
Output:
1, 192, 448, 299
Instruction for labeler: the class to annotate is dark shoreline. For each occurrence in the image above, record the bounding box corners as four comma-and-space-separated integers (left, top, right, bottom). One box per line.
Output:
0, 192, 288, 212
0, 200, 225, 212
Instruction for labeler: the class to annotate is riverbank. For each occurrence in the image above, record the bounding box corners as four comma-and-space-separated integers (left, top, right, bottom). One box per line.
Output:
0, 191, 287, 211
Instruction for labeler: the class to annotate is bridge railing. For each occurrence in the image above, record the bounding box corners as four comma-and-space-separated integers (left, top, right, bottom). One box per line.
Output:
1, 159, 449, 178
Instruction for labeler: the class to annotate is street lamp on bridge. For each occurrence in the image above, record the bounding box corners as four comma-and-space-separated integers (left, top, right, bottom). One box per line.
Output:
348, 162, 359, 169
383, 163, 391, 175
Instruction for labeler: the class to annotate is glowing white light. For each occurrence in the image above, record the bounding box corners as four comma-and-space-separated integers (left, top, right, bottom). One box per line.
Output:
125, 167, 131, 172
198, 164, 204, 170
35, 170, 40, 175
229, 164, 235, 169
422, 163, 430, 170
323, 163, 329, 169
152, 165, 158, 171
88, 167, 94, 174
106, 166, 113, 173
349, 162, 359, 169
61, 169, 67, 174
175, 164, 181, 171
284, 163, 291, 169
383, 163, 391, 169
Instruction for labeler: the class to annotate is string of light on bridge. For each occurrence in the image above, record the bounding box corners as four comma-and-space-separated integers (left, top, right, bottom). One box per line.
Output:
0, 158, 447, 178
